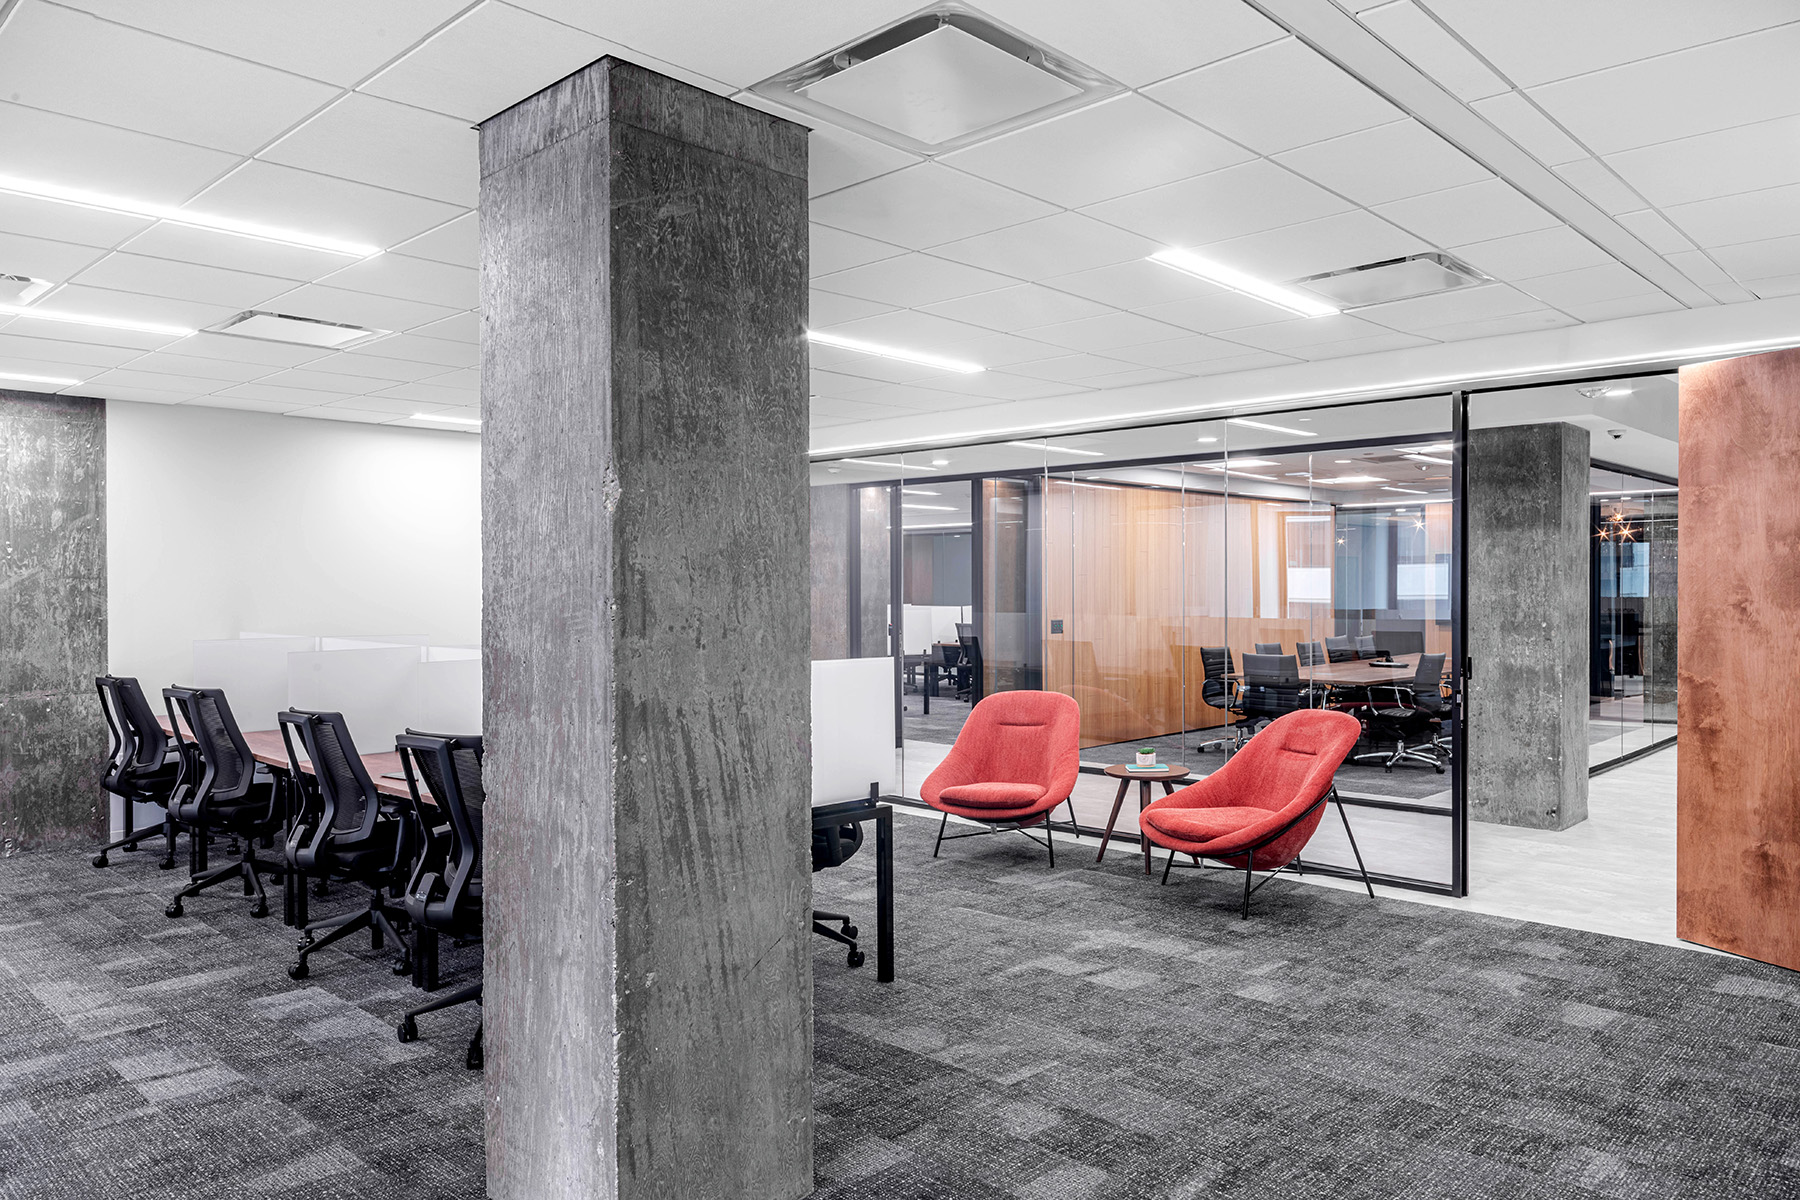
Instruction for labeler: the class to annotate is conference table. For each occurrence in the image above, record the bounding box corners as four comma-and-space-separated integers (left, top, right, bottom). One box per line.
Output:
1231, 652, 1435, 688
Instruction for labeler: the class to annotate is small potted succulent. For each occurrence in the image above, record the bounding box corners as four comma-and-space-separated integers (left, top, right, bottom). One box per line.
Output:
1135, 746, 1158, 768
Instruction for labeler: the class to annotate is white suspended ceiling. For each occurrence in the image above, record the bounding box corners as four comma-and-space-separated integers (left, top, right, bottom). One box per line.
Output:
0, 0, 1792, 442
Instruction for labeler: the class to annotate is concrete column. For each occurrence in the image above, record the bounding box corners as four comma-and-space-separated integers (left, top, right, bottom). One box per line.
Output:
0, 390, 107, 851
1467, 422, 1588, 830
479, 59, 811, 1199
810, 484, 850, 661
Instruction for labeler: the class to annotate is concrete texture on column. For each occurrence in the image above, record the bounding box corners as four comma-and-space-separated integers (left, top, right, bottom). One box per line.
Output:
479, 59, 811, 1199
1467, 422, 1589, 830
0, 390, 106, 851
855, 487, 889, 656
810, 484, 849, 661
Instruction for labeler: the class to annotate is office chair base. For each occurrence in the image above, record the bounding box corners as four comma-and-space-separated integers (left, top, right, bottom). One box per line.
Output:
166, 843, 279, 919
811, 910, 863, 968
1352, 738, 1444, 773
399, 982, 484, 1068
92, 813, 179, 870
290, 889, 410, 979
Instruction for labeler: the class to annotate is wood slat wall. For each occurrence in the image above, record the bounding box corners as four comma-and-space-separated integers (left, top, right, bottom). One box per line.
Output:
1677, 347, 1800, 970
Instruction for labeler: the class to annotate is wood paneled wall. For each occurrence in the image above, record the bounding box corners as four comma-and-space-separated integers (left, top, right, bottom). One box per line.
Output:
1677, 347, 1800, 969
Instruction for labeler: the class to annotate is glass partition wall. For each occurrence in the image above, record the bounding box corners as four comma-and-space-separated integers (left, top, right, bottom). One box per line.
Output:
1589, 465, 1678, 767
812, 393, 1465, 894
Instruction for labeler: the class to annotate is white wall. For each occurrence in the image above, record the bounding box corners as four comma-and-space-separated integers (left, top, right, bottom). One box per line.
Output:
106, 401, 481, 689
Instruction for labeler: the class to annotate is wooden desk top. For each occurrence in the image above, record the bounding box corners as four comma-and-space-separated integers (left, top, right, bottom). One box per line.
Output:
158, 715, 422, 801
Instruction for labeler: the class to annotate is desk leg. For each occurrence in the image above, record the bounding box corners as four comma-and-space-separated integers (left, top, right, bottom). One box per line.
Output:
1096, 779, 1130, 863
922, 666, 932, 716
1139, 780, 1154, 875
875, 807, 894, 983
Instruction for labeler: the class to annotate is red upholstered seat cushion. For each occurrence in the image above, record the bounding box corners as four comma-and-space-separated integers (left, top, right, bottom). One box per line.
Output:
938, 781, 1047, 809
1139, 806, 1265, 844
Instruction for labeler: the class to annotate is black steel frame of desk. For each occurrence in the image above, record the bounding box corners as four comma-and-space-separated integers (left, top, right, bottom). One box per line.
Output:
811, 799, 894, 983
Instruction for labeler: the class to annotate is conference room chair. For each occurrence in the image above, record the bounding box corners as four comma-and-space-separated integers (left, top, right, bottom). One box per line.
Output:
161, 686, 286, 920
395, 731, 485, 1069
1254, 642, 1283, 655
1345, 653, 1449, 773
811, 816, 866, 969
1355, 634, 1380, 658
281, 709, 415, 980
1324, 635, 1357, 663
92, 675, 182, 870
1232, 653, 1309, 740
1195, 646, 1236, 753
1295, 641, 1327, 668
1139, 709, 1372, 917
921, 690, 1080, 866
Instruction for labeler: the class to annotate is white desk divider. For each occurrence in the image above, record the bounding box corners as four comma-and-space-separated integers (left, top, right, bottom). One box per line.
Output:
811, 657, 897, 804
320, 634, 428, 650
288, 645, 422, 753
191, 635, 321, 732
414, 649, 482, 734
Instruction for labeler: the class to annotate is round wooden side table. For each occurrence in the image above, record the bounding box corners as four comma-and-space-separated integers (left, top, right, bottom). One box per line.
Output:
1097, 763, 1191, 874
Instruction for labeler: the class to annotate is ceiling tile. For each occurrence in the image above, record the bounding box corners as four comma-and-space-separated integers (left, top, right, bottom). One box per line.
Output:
1180, 349, 1301, 375
930, 213, 1158, 281
257, 283, 461, 333
902, 369, 1090, 402
0, 100, 238, 205
184, 395, 301, 414
1018, 311, 1192, 352
803, 121, 921, 199
1146, 38, 1401, 155
1419, 0, 1797, 88
810, 225, 904, 277
1003, 353, 1142, 384
1515, 263, 1664, 309
112, 224, 352, 281
316, 254, 478, 308
1605, 114, 1800, 209
294, 352, 447, 383
1083, 159, 1352, 248
1468, 92, 1588, 166
391, 214, 479, 269
1705, 234, 1800, 285
1664, 249, 1737, 291
1449, 225, 1615, 280
346, 333, 478, 368
819, 308, 1005, 354
939, 94, 1252, 209
34, 283, 238, 329
0, 352, 102, 383
1558, 294, 1684, 322
1374, 179, 1558, 247
1098, 334, 1258, 368
215, 381, 366, 407
286, 405, 401, 423
1355, 1, 1509, 100
1192, 210, 1429, 283
930, 329, 1072, 369
1273, 119, 1491, 207
412, 311, 479, 343
262, 92, 478, 207
0, 1, 339, 153
1042, 258, 1215, 310
1550, 159, 1649, 216
1348, 281, 1550, 333
1133, 286, 1303, 334
1077, 366, 1191, 388
170, 331, 331, 367
1746, 275, 1800, 300
1663, 183, 1800, 249
811, 163, 1058, 250
977, 0, 1284, 86
187, 161, 464, 253
115, 352, 274, 383
1212, 313, 1396, 352
251, 368, 386, 396
0, 192, 151, 249
1287, 331, 1439, 361
0, 230, 109, 282
919, 285, 1113, 334
813, 254, 1016, 309
0, 317, 185, 353
366, 382, 476, 407
53, 0, 472, 86
809, 369, 886, 399
1528, 23, 1800, 155
70, 253, 293, 309
1406, 310, 1576, 341
79, 368, 222, 396
0, 332, 146, 368
808, 289, 895, 329
78, 383, 191, 405
1612, 209, 1694, 256
806, 341, 951, 385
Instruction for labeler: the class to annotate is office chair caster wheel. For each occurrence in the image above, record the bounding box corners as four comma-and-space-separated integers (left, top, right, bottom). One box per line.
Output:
92, 853, 108, 868
249, 900, 268, 919
164, 901, 183, 918
846, 948, 864, 969
392, 957, 411, 976
1434, 766, 1444, 775
397, 1018, 418, 1044
465, 1044, 483, 1070
840, 923, 858, 939
287, 959, 309, 980
158, 858, 175, 870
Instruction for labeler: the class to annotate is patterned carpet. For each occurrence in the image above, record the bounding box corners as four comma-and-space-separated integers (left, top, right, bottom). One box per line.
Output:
4, 818, 1800, 1200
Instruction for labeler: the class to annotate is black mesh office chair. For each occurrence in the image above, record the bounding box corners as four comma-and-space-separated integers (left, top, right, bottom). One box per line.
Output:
395, 731, 485, 1069
1295, 641, 1327, 668
1234, 653, 1308, 739
93, 675, 183, 870
162, 686, 286, 919
1324, 635, 1356, 663
1355, 635, 1380, 658
1348, 653, 1448, 773
812, 819, 866, 969
282, 710, 414, 980
1196, 646, 1236, 753
955, 626, 984, 704
1254, 642, 1283, 655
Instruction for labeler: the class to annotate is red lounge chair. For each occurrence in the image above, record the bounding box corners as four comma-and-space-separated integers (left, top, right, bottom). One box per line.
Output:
1139, 708, 1372, 916
921, 690, 1081, 867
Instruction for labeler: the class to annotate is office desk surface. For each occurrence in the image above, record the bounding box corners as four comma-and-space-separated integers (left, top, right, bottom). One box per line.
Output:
1235, 653, 1432, 687
156, 715, 421, 801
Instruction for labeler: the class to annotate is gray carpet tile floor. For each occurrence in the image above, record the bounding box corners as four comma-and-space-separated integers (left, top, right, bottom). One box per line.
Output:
6, 819, 1800, 1200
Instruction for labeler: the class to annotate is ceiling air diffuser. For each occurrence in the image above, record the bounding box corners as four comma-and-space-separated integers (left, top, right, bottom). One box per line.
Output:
208, 310, 387, 349
753, 2, 1121, 154
1293, 252, 1491, 309
0, 273, 52, 305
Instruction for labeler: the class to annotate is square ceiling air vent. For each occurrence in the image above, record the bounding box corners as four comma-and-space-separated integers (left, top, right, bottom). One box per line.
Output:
1294, 253, 1491, 309
753, 2, 1121, 155
208, 310, 387, 349
0, 273, 52, 305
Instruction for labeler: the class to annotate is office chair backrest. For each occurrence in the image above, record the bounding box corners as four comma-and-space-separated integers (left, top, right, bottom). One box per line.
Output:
955, 622, 973, 640
167, 686, 256, 800
1199, 646, 1231, 708
1355, 635, 1376, 653
1295, 641, 1326, 667
398, 730, 484, 903
1412, 653, 1447, 709
95, 676, 131, 792
296, 710, 382, 838
1254, 642, 1282, 656
812, 820, 862, 872
1242, 653, 1299, 684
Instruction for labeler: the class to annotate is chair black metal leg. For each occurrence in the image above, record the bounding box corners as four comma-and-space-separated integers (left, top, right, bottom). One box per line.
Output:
1044, 817, 1055, 868
1161, 849, 1175, 885
933, 812, 947, 858
1334, 794, 1376, 900
1242, 848, 1254, 919
1062, 794, 1083, 838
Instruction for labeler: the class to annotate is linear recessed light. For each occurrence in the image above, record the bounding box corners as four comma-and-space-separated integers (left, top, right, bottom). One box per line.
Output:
0, 369, 81, 386
1381, 486, 1426, 494
806, 329, 984, 373
1405, 453, 1454, 465
1007, 440, 1103, 456
840, 457, 935, 472
1059, 480, 1121, 491
1316, 475, 1386, 484
1203, 458, 1278, 470
903, 520, 973, 530
1207, 469, 1278, 481
902, 502, 955, 510
410, 412, 481, 426
1196, 436, 1219, 443
0, 303, 192, 337
1230, 417, 1317, 437
0, 173, 381, 257
1148, 248, 1339, 318
901, 487, 940, 495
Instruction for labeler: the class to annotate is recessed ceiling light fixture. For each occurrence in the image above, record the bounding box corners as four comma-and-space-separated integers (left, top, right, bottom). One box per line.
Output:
1316, 475, 1386, 485
1381, 486, 1426, 495
1203, 458, 1278, 470
0, 173, 381, 257
0, 369, 81, 386
210, 310, 386, 348
0, 303, 192, 337
1007, 440, 1102, 456
1230, 417, 1317, 437
841, 457, 935, 472
902, 487, 940, 495
807, 329, 983, 373
1577, 384, 1634, 399
902, 502, 956, 510
1405, 453, 1454, 465
1148, 249, 1338, 318
410, 412, 481, 426
1196, 436, 1219, 443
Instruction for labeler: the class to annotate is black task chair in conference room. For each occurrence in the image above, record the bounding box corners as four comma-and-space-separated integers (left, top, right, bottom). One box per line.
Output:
92, 675, 183, 870
1233, 653, 1309, 739
1295, 641, 1327, 668
1347, 653, 1448, 773
162, 686, 287, 919
395, 731, 486, 1069
1195, 646, 1236, 753
282, 709, 415, 980
1254, 642, 1283, 655
1324, 635, 1356, 663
